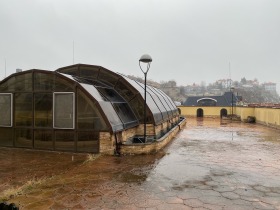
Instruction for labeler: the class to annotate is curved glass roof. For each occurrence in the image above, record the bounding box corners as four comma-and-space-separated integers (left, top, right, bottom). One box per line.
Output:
57, 64, 179, 130
0, 64, 179, 133
120, 74, 179, 121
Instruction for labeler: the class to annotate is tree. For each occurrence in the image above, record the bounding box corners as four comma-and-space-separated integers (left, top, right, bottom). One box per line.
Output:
179, 86, 185, 95
168, 80, 177, 88
233, 81, 239, 87
240, 77, 247, 85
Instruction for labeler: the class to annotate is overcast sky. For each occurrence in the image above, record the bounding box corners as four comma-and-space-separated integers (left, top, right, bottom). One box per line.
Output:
1, 0, 280, 92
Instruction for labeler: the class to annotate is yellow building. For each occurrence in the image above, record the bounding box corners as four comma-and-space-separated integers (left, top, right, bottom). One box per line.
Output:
179, 105, 280, 130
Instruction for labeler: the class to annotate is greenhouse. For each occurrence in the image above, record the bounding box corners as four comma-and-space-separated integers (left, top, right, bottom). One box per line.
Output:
0, 64, 180, 154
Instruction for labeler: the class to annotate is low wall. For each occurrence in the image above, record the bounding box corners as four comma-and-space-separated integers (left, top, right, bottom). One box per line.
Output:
235, 106, 280, 129
178, 106, 233, 118
179, 106, 280, 130
99, 116, 185, 155
254, 107, 280, 129
235, 106, 255, 121
120, 117, 187, 155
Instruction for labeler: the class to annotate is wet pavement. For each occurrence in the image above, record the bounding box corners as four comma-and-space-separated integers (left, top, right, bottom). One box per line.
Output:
1, 118, 280, 210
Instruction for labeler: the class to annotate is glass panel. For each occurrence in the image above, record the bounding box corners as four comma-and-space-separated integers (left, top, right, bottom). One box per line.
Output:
0, 77, 15, 91
113, 103, 138, 128
57, 66, 79, 76
160, 89, 177, 109
0, 127, 13, 146
55, 130, 75, 151
34, 130, 53, 150
151, 86, 173, 114
161, 112, 169, 121
0, 94, 12, 126
157, 89, 179, 115
54, 93, 74, 129
74, 77, 109, 88
97, 87, 125, 102
54, 75, 75, 91
15, 129, 33, 148
77, 131, 99, 153
15, 93, 33, 127
147, 87, 168, 120
80, 84, 104, 101
130, 80, 164, 123
128, 95, 143, 120
129, 95, 153, 124
34, 93, 53, 127
154, 112, 164, 124
15, 72, 33, 91
114, 78, 137, 101
98, 69, 119, 87
80, 65, 99, 80
34, 72, 54, 91
123, 77, 145, 96
77, 90, 108, 130
118, 75, 176, 123
99, 101, 123, 131
146, 92, 163, 123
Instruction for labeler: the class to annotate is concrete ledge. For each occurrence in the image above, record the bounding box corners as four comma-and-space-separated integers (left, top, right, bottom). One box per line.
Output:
256, 120, 280, 130
120, 117, 187, 155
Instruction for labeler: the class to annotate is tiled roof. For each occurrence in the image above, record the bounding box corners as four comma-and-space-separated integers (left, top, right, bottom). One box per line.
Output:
184, 92, 238, 106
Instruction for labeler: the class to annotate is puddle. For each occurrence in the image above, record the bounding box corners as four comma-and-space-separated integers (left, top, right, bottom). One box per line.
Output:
262, 135, 280, 143
1, 118, 280, 209
118, 172, 147, 183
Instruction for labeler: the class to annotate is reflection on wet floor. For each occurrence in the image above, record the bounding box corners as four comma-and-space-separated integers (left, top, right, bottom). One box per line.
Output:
1, 118, 280, 209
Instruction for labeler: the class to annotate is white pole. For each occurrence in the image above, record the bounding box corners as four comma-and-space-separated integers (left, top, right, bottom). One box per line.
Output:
5, 58, 6, 78
73, 41, 74, 64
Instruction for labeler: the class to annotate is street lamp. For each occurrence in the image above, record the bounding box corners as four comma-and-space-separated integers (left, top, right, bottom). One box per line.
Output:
139, 54, 152, 142
230, 87, 235, 119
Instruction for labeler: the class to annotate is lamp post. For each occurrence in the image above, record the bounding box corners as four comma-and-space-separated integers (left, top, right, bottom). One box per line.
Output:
230, 87, 235, 119
139, 54, 152, 142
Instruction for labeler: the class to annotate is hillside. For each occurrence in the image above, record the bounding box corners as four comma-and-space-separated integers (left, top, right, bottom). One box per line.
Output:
126, 75, 280, 104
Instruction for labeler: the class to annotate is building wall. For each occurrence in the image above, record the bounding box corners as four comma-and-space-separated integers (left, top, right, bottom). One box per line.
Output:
235, 107, 255, 121
99, 132, 114, 154
136, 124, 155, 137
179, 106, 232, 117
180, 106, 280, 130
235, 106, 280, 129
254, 108, 280, 129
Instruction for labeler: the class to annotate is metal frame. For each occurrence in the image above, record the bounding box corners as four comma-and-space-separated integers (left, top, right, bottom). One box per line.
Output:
0, 93, 13, 127
53, 92, 75, 129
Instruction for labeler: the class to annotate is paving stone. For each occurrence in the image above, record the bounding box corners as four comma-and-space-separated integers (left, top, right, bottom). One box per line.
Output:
22, 199, 52, 210
165, 196, 184, 204
203, 203, 223, 210
260, 196, 280, 205
213, 185, 236, 193
252, 201, 275, 210
157, 203, 192, 210
223, 204, 254, 210
2, 118, 280, 209
199, 195, 230, 206
221, 191, 240, 200
235, 187, 264, 196
183, 198, 204, 208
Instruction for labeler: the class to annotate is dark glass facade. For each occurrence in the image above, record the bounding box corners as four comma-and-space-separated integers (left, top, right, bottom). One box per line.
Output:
0, 70, 109, 153
0, 64, 179, 153
0, 94, 12, 126
57, 64, 178, 126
